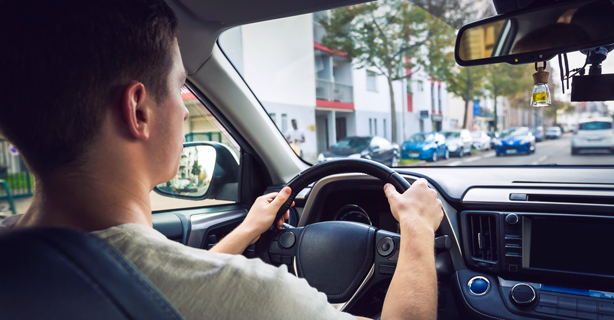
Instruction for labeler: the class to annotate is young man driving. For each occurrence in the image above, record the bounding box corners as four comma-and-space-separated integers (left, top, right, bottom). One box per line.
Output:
0, 0, 443, 319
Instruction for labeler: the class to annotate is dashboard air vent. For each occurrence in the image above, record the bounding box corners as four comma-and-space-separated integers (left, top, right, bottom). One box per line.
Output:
468, 214, 498, 262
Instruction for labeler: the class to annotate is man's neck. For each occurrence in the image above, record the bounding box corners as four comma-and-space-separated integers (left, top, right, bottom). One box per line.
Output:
15, 168, 153, 232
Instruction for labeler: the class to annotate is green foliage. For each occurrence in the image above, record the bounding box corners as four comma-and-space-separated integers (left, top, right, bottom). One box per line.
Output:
484, 63, 531, 130
445, 65, 487, 128
3, 173, 34, 191
191, 160, 202, 177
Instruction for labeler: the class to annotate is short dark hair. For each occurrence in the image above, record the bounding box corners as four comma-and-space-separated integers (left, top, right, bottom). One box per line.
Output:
0, 0, 178, 175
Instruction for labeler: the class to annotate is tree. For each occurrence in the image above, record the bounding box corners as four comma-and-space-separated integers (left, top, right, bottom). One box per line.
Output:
483, 63, 529, 131
320, 1, 427, 143
191, 160, 201, 177
445, 65, 486, 129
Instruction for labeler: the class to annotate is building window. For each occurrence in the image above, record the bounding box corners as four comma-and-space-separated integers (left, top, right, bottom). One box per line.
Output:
269, 113, 276, 125
369, 118, 373, 135
383, 119, 387, 139
374, 118, 378, 136
417, 80, 424, 91
366, 71, 377, 92
281, 114, 288, 133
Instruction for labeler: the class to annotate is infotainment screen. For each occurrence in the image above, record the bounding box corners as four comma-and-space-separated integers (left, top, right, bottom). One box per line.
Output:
527, 217, 614, 276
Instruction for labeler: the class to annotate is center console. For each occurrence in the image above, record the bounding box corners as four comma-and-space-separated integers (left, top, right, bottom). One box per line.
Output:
456, 211, 614, 319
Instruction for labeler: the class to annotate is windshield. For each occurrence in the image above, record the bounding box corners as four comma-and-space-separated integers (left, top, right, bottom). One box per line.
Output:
501, 128, 529, 138
219, 1, 614, 167
332, 137, 370, 150
408, 134, 434, 143
443, 132, 460, 139
579, 122, 612, 130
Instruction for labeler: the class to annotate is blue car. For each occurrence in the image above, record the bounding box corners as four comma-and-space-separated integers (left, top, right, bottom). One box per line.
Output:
402, 132, 449, 162
495, 127, 536, 156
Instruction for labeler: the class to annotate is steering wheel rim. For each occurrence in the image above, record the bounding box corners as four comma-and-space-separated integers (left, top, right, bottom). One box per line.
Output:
273, 158, 411, 225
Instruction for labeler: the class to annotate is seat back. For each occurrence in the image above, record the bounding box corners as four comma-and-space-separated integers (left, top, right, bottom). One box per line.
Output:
0, 227, 184, 320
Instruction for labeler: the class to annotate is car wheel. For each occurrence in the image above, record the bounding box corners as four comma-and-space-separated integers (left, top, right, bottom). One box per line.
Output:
444, 149, 450, 160
496, 152, 502, 157
430, 151, 437, 162
468, 147, 473, 156
391, 155, 399, 167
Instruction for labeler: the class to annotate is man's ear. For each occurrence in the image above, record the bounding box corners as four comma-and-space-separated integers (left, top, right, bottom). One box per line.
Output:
119, 82, 151, 141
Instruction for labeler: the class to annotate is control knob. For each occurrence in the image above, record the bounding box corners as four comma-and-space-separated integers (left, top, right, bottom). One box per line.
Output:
510, 283, 537, 307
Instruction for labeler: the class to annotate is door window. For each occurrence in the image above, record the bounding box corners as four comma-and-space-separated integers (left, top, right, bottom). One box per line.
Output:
151, 86, 241, 211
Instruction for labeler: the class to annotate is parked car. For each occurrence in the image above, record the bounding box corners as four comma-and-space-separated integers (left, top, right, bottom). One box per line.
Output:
545, 126, 562, 139
530, 126, 544, 142
317, 136, 400, 166
442, 129, 473, 157
495, 127, 536, 156
571, 117, 614, 155
401, 132, 449, 162
486, 131, 500, 149
470, 131, 491, 151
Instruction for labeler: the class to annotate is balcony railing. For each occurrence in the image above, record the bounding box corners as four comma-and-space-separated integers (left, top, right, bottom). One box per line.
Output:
316, 79, 353, 103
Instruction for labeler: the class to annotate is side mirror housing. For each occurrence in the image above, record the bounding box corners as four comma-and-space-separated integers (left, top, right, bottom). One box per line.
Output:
154, 142, 239, 201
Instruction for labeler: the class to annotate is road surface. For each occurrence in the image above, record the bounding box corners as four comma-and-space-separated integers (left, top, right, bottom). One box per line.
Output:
414, 133, 614, 167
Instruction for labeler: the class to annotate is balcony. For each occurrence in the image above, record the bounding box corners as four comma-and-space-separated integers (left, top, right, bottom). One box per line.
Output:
316, 79, 353, 103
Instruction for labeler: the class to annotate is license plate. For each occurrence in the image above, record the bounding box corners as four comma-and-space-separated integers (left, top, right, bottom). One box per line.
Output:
588, 138, 602, 142
506, 149, 517, 154
411, 153, 420, 158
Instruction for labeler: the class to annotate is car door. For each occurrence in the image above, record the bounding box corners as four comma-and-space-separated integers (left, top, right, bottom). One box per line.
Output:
369, 137, 385, 163
150, 86, 281, 256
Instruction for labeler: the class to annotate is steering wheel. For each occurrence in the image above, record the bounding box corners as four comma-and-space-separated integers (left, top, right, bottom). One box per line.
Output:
255, 159, 412, 309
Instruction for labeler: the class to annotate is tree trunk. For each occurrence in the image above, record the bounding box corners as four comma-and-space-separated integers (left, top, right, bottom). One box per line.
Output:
462, 98, 470, 129
493, 94, 498, 132
387, 77, 397, 143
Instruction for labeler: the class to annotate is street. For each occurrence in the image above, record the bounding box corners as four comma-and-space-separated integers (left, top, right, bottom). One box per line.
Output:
418, 134, 614, 166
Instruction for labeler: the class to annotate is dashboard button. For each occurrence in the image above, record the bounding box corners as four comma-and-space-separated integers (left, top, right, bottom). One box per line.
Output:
535, 305, 558, 315
559, 309, 576, 317
505, 213, 519, 224
559, 297, 578, 310
539, 294, 558, 307
279, 232, 296, 249
510, 283, 537, 306
377, 237, 394, 257
599, 302, 614, 315
468, 277, 490, 295
269, 241, 283, 253
379, 264, 395, 275
580, 300, 598, 313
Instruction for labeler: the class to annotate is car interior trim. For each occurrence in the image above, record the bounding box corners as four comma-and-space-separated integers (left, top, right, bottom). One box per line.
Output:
463, 188, 614, 207
186, 209, 247, 248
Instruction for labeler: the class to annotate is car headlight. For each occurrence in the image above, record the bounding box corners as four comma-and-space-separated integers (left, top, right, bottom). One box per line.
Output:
402, 145, 407, 151
521, 137, 531, 144
317, 153, 325, 162
360, 149, 370, 156
447, 144, 457, 150
495, 140, 502, 145
348, 153, 361, 159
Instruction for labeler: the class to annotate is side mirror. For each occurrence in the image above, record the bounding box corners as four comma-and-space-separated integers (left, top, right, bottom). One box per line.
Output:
154, 142, 239, 201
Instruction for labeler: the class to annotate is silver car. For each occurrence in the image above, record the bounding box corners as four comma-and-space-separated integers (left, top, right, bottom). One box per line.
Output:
443, 129, 473, 157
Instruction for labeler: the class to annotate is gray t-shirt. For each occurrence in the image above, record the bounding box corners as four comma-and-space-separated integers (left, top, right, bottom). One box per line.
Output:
1, 216, 355, 320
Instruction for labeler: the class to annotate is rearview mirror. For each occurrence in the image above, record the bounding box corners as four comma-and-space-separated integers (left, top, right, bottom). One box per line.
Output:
154, 142, 239, 201
455, 0, 614, 66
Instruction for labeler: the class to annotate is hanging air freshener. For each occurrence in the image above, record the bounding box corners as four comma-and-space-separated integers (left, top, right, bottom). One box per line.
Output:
531, 61, 551, 107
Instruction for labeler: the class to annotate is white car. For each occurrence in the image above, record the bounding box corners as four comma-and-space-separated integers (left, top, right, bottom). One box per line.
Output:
571, 118, 614, 155
443, 129, 473, 157
545, 127, 561, 139
470, 131, 491, 151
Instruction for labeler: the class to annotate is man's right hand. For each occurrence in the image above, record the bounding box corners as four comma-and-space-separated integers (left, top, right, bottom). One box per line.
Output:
383, 178, 443, 233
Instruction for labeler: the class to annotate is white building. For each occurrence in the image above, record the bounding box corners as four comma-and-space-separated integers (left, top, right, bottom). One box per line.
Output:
219, 12, 450, 163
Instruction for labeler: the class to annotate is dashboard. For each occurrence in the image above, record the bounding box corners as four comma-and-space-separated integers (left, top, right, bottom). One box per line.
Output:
292, 168, 614, 320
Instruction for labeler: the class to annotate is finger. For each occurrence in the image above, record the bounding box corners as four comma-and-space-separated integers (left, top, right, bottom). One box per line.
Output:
277, 218, 284, 229
284, 211, 289, 220
413, 178, 428, 188
383, 183, 399, 199
262, 192, 279, 202
291, 201, 295, 207
270, 187, 292, 208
